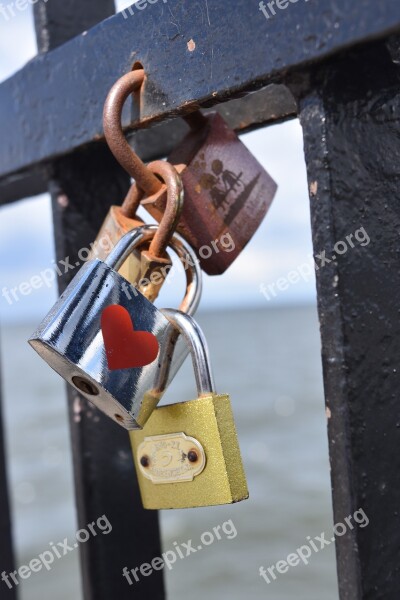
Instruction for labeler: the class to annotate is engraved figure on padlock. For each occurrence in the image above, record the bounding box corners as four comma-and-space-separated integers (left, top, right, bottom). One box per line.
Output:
130, 309, 249, 510
28, 225, 201, 430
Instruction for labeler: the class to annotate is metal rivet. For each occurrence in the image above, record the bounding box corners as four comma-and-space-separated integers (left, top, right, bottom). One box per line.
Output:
140, 455, 150, 468
187, 450, 198, 463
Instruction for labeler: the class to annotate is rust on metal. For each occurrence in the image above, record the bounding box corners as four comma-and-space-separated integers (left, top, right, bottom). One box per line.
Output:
142, 112, 278, 275
103, 69, 162, 195
144, 161, 184, 259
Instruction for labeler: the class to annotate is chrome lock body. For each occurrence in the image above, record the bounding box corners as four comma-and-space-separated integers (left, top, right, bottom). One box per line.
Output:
29, 225, 201, 430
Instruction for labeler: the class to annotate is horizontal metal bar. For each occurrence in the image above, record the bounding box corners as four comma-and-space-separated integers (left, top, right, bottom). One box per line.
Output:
0, 168, 48, 205
0, 84, 296, 203
0, 0, 399, 184
131, 84, 297, 162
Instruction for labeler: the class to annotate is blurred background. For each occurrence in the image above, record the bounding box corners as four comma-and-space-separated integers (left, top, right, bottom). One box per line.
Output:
0, 2, 338, 599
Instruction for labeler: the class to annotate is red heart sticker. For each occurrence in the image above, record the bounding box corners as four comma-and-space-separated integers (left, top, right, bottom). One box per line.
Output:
101, 305, 159, 370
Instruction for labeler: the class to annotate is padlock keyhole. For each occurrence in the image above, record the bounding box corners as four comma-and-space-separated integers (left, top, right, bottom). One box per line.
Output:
72, 376, 99, 396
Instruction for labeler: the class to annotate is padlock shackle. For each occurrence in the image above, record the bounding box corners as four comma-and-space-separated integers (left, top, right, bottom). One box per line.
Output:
161, 309, 216, 396
145, 161, 184, 259
103, 225, 201, 316
103, 69, 162, 196
104, 69, 207, 196
121, 161, 184, 259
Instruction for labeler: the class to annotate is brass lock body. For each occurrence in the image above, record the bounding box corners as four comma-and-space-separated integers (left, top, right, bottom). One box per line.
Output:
91, 205, 145, 281
91, 161, 183, 302
130, 309, 248, 509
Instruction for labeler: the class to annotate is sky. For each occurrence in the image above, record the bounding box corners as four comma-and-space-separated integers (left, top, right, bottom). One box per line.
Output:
0, 1, 316, 324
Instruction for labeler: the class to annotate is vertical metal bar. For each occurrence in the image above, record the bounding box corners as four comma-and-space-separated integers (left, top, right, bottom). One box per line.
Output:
296, 41, 400, 599
0, 358, 17, 600
33, 0, 115, 52
33, 3, 165, 599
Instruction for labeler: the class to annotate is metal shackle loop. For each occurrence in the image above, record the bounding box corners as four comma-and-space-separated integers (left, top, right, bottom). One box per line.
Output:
142, 160, 184, 259
104, 225, 201, 316
103, 70, 162, 195
104, 69, 208, 196
160, 309, 216, 396
118, 159, 184, 237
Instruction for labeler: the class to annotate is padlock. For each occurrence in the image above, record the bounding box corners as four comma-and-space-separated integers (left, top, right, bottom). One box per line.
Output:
91, 160, 183, 302
130, 309, 249, 509
29, 225, 202, 430
103, 72, 277, 276
142, 112, 278, 275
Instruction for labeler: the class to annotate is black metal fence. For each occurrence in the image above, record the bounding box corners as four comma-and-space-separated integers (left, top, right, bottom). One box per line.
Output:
1, 1, 400, 599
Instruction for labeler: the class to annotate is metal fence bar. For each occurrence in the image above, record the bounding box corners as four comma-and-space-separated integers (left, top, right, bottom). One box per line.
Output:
0, 357, 16, 600
33, 0, 115, 52
33, 2, 165, 599
0, 84, 297, 206
298, 40, 400, 599
0, 0, 399, 183
0, 169, 48, 208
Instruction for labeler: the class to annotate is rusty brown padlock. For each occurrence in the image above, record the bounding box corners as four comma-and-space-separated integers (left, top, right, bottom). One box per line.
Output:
147, 112, 278, 275
104, 70, 277, 275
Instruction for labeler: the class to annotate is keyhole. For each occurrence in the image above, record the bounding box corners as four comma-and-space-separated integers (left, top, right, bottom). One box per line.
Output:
72, 376, 99, 396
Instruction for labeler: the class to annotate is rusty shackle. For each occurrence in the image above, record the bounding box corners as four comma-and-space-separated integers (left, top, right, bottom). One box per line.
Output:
141, 160, 184, 258
103, 69, 207, 196
103, 69, 162, 195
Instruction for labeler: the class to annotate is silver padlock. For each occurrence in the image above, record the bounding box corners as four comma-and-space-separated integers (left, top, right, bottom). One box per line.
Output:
29, 225, 201, 430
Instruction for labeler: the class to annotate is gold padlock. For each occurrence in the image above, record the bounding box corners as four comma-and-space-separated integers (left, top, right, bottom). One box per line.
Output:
130, 309, 249, 509
90, 161, 183, 302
